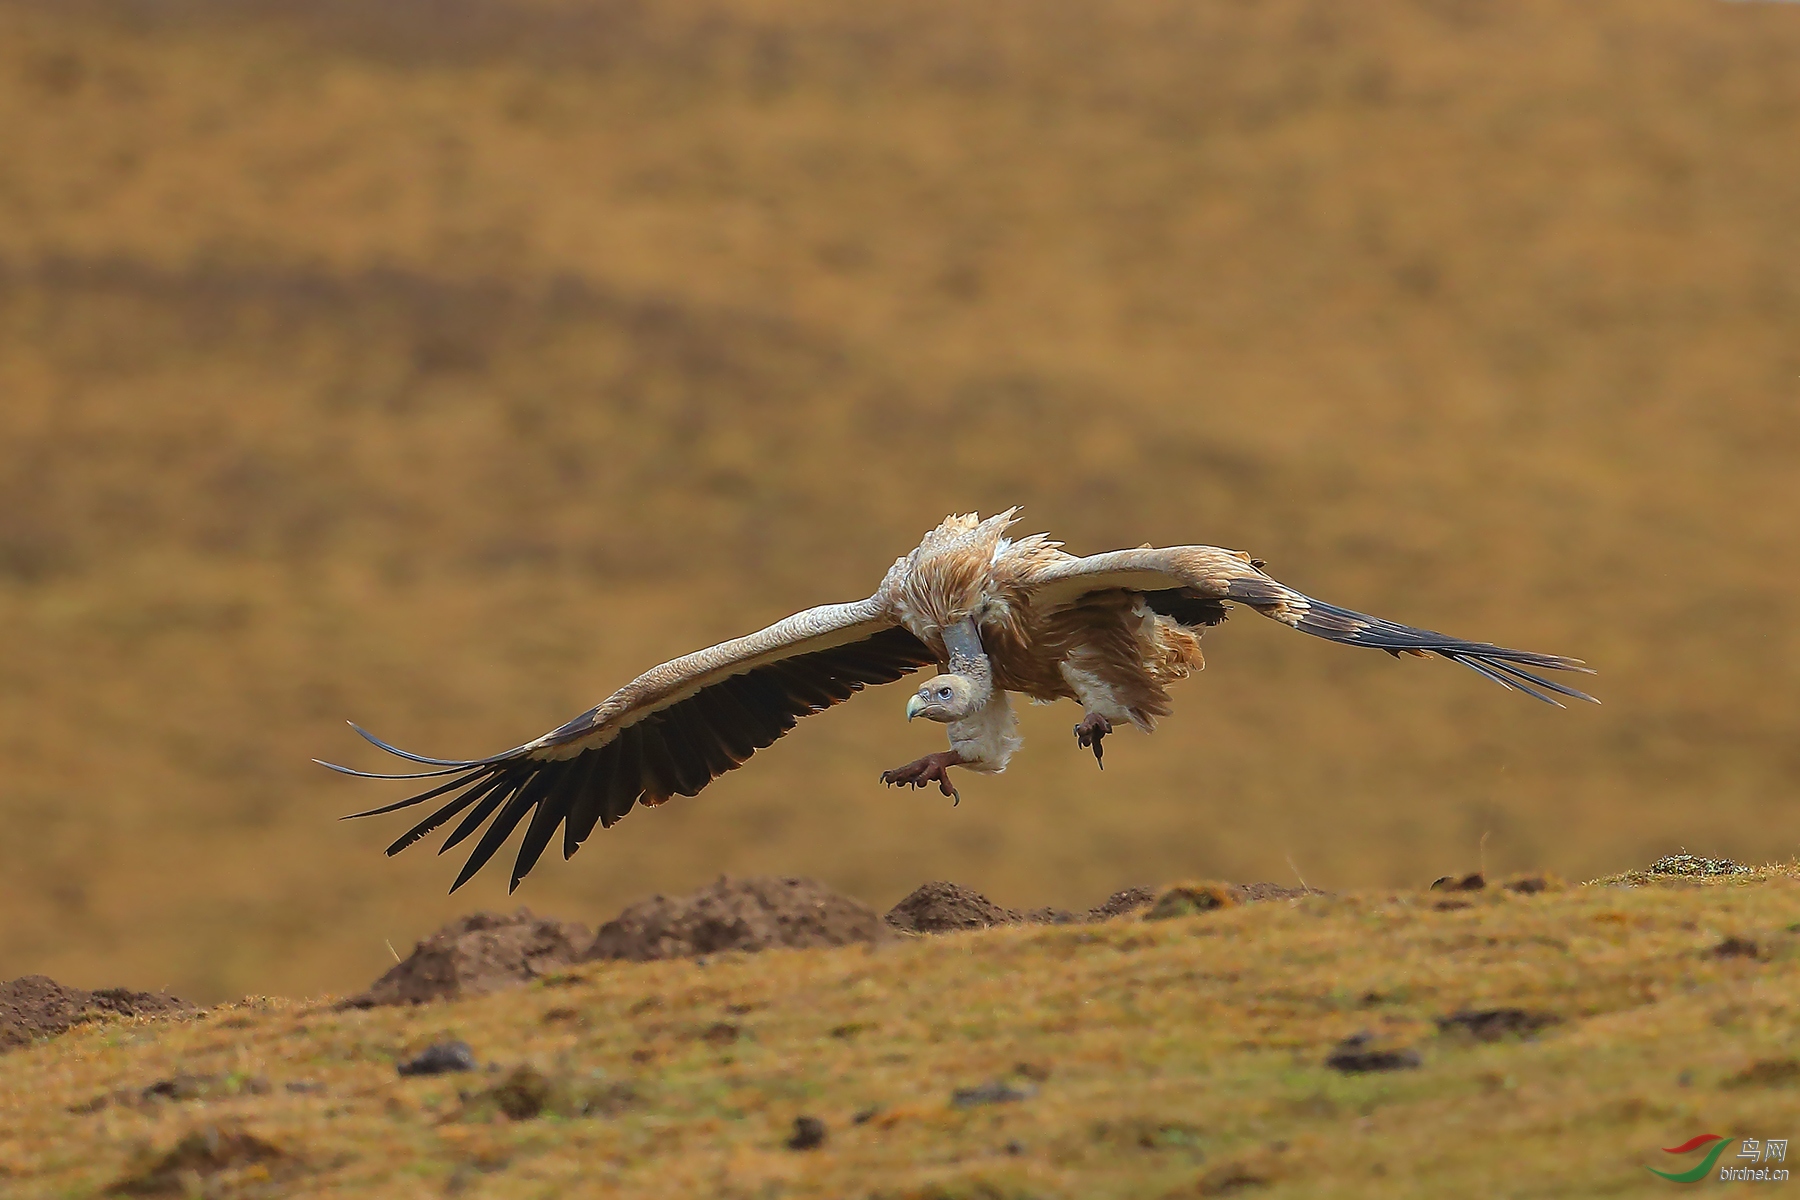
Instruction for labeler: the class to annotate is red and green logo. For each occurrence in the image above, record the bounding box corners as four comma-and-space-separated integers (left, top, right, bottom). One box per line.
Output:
1650, 1134, 1732, 1182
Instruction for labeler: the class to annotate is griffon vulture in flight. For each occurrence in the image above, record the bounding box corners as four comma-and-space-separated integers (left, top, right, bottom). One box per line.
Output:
324, 511, 1595, 892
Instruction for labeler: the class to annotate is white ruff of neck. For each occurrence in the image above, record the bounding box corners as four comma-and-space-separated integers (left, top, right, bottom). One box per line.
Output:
949, 690, 1021, 774
939, 616, 1013, 770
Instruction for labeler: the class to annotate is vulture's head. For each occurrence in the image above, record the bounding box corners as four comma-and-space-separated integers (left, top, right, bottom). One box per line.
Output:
906, 674, 981, 723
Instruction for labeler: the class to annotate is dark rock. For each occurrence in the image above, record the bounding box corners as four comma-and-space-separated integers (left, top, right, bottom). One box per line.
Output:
346, 909, 592, 1008
455, 1065, 637, 1121
1324, 1032, 1422, 1074
951, 1080, 1035, 1107
786, 1115, 827, 1150
1436, 1008, 1561, 1042
1713, 936, 1762, 960
1198, 1161, 1275, 1195
142, 1076, 204, 1102
397, 1041, 477, 1076
588, 876, 888, 961
140, 1073, 268, 1101
1, 975, 192, 1053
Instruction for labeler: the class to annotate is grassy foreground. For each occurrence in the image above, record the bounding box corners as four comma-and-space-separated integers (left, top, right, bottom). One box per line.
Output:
5, 869, 1800, 1198
3, 0, 1799, 1002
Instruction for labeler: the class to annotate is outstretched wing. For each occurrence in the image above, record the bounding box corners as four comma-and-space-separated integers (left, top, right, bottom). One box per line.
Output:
321, 596, 934, 893
1024, 546, 1597, 706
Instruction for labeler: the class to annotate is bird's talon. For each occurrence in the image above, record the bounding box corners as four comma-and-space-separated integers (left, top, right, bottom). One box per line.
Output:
1073, 712, 1112, 768
881, 752, 964, 800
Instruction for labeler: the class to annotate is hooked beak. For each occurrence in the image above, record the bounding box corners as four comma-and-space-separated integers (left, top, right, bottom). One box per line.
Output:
905, 694, 926, 721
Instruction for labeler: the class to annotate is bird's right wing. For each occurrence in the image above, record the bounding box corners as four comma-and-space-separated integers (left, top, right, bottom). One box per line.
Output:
1024, 545, 1597, 705
319, 595, 935, 893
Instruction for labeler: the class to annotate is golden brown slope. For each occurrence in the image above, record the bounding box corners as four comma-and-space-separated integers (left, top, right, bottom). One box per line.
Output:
0, 0, 1796, 1000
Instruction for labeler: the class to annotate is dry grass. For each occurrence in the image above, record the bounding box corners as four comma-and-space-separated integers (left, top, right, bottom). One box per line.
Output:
0, 0, 1797, 1001
6, 869, 1800, 1197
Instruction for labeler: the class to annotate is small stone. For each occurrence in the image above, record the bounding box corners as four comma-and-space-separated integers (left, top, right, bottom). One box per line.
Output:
397, 1041, 477, 1076
1197, 1162, 1274, 1196
1713, 936, 1762, 960
141, 1075, 207, 1101
787, 1115, 827, 1150
951, 1080, 1035, 1107
1435, 1008, 1560, 1042
1325, 1033, 1421, 1074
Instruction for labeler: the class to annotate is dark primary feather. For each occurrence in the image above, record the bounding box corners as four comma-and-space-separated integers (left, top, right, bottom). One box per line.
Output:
335, 625, 934, 893
1141, 588, 1230, 628
1223, 576, 1597, 706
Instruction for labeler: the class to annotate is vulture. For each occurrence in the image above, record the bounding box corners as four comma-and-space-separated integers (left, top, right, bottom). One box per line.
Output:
323, 511, 1596, 892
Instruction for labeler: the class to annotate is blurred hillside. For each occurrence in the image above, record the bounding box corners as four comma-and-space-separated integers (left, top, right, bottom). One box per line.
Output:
1, 0, 1796, 1002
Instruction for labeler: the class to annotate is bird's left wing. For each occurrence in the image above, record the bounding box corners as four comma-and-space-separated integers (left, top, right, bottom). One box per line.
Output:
320, 595, 934, 892
1022, 545, 1597, 705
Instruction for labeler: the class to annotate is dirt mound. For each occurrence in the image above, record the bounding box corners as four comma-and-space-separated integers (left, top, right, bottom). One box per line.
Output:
883, 881, 1310, 934
884, 882, 1025, 933
586, 876, 888, 962
344, 909, 591, 1008
344, 878, 1317, 1003
0, 975, 192, 1052
108, 1126, 290, 1196
1087, 887, 1160, 920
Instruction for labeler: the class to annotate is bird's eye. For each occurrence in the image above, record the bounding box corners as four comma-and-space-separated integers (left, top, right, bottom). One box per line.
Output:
937, 687, 952, 700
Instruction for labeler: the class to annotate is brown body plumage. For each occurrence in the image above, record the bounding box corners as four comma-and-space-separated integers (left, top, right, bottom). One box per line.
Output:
325, 510, 1596, 892
894, 511, 1207, 729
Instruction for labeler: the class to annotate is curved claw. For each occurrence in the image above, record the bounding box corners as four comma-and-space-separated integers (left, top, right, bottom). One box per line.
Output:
880, 753, 962, 805
1074, 713, 1112, 769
